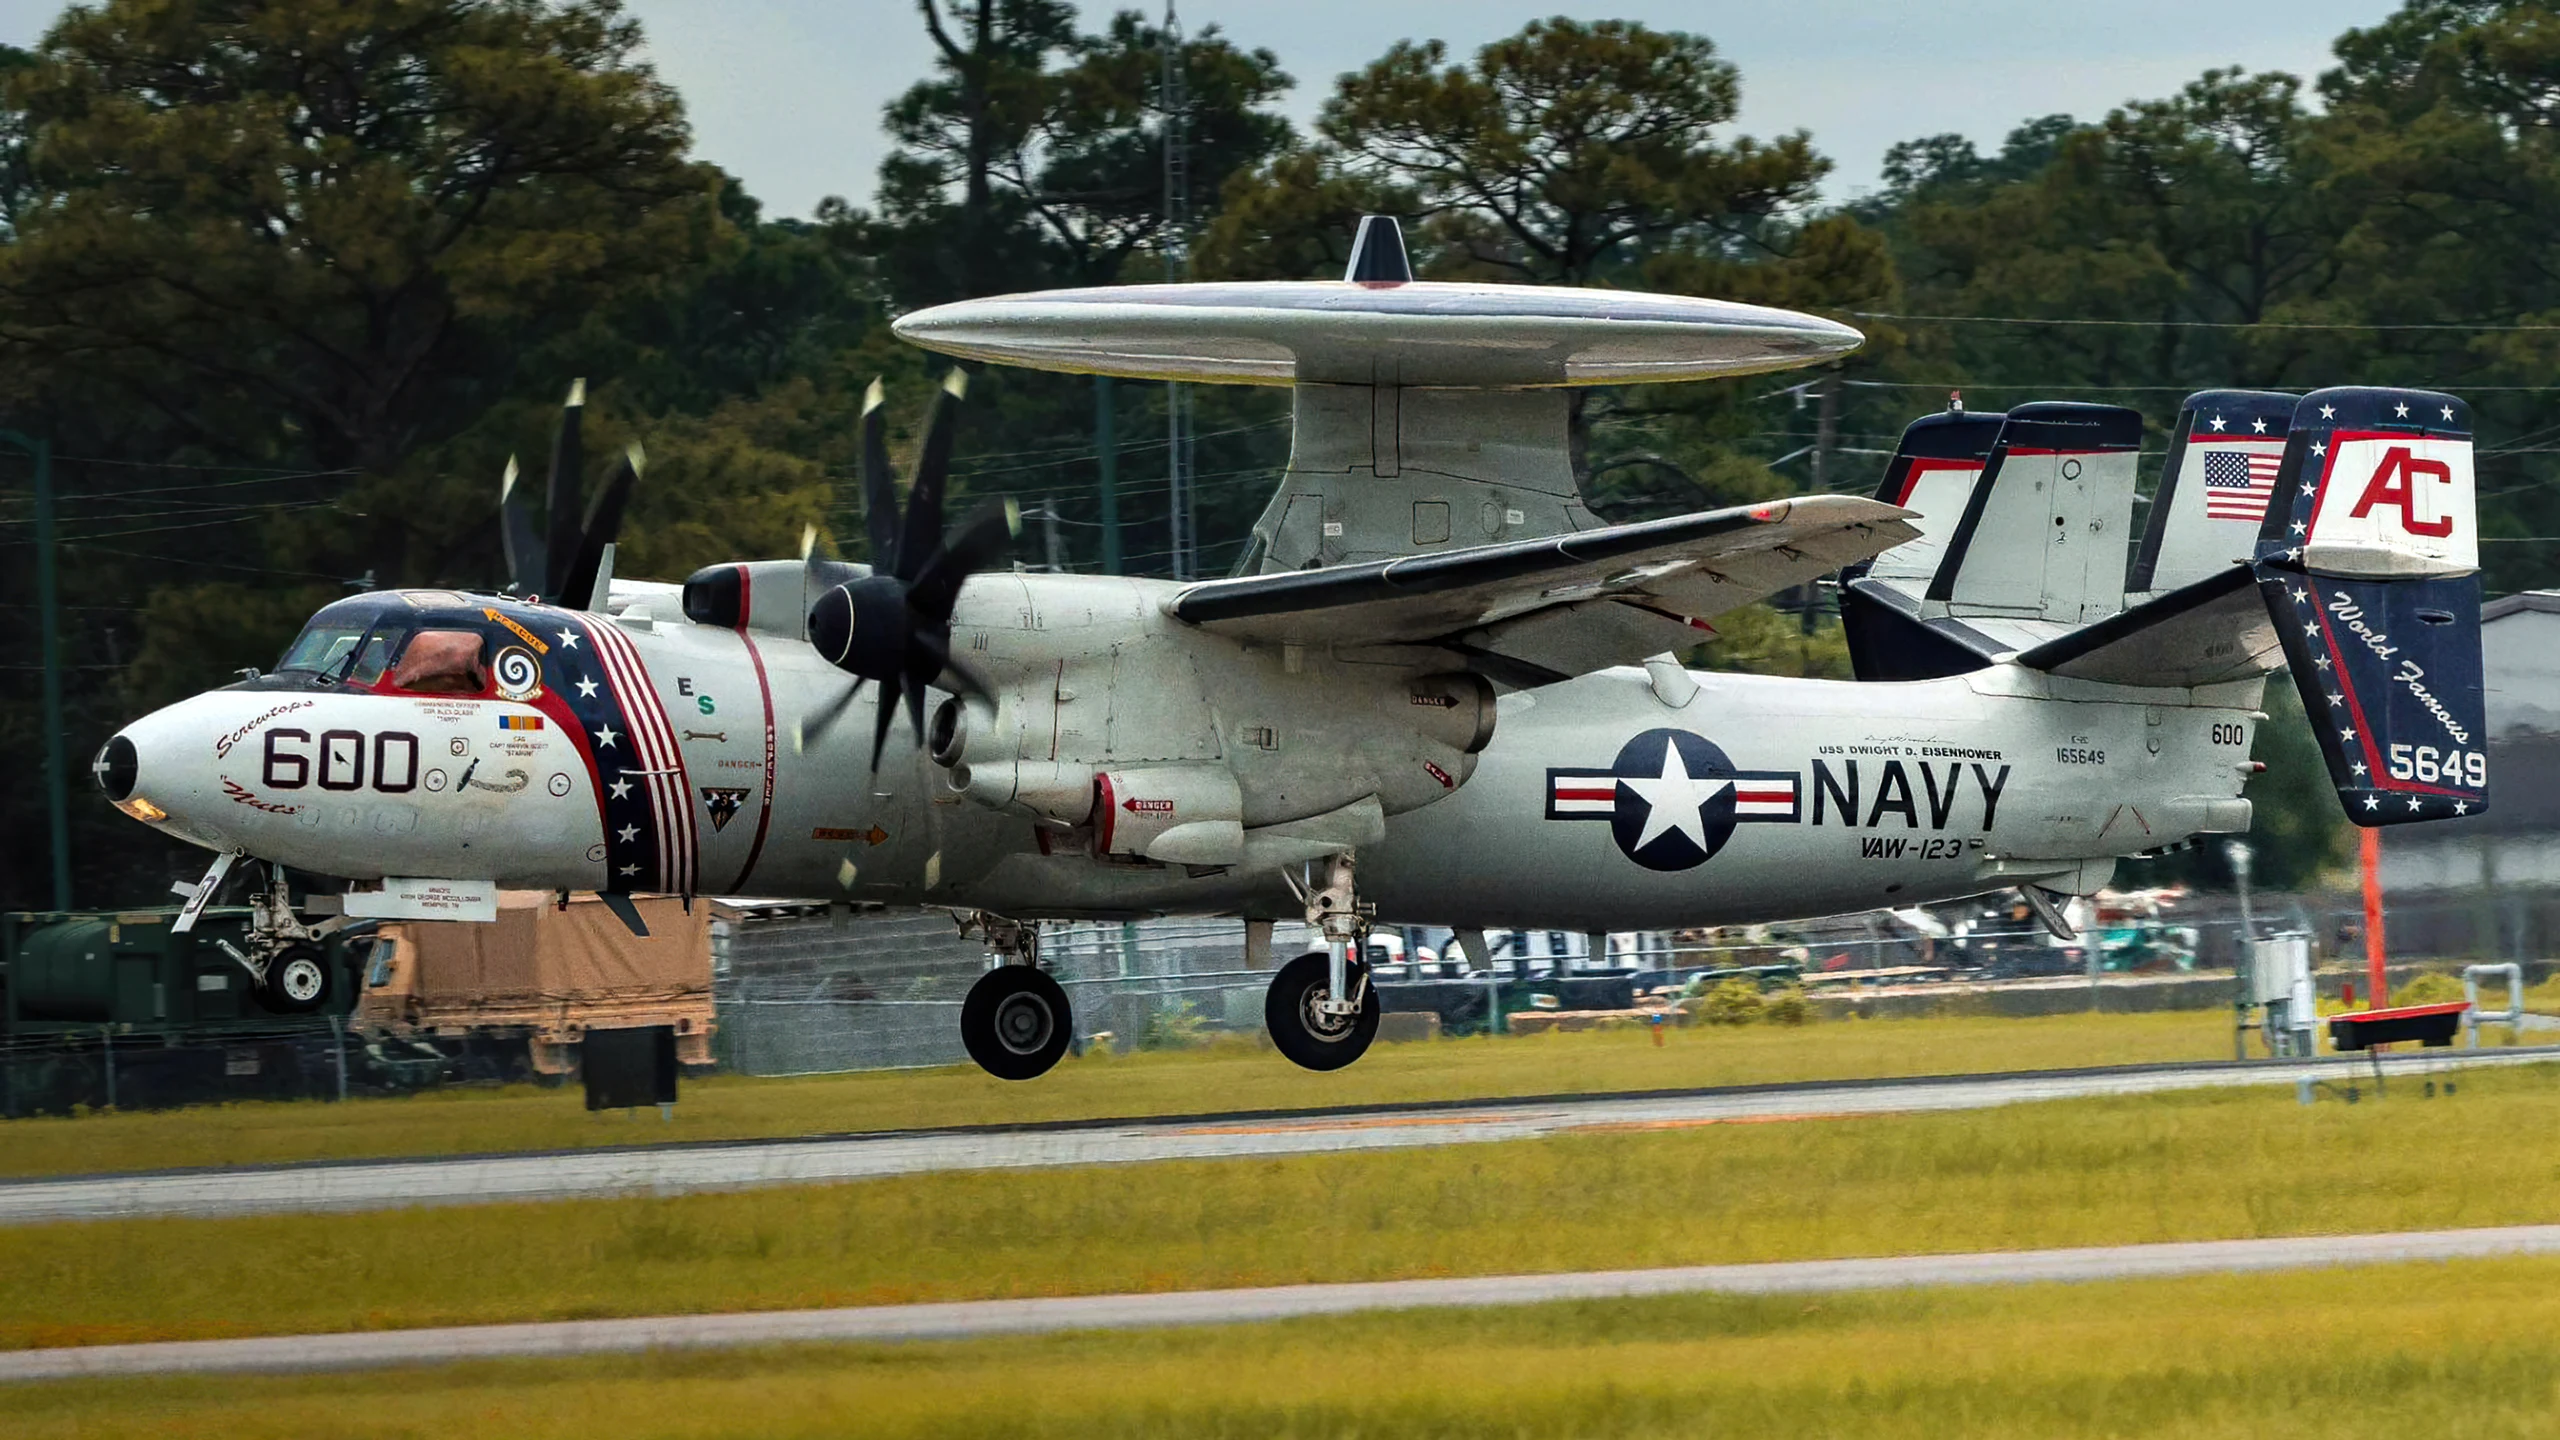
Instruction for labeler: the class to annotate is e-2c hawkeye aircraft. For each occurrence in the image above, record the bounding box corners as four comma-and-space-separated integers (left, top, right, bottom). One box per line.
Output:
94, 218, 2488, 1081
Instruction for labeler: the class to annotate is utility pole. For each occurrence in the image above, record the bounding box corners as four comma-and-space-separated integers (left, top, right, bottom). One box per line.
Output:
1040, 497, 1064, 573
12, 431, 69, 911
1801, 371, 1840, 636
1096, 376, 1122, 574
1160, 2, 1196, 579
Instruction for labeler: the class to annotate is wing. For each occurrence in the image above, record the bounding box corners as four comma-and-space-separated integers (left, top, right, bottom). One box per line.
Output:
1167, 495, 1916, 684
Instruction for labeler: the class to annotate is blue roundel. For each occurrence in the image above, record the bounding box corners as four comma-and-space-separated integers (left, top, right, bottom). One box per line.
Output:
1606, 729, 1744, 872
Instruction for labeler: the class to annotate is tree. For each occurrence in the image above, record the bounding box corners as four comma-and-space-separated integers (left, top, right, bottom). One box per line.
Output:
865, 1, 1292, 306
0, 0, 720, 474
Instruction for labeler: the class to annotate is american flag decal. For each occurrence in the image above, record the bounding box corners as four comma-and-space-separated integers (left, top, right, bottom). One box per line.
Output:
2200, 442, 2283, 522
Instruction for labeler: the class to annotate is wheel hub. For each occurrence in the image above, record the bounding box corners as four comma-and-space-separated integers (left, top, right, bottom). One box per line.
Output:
279, 959, 323, 1002
1298, 984, 1356, 1041
992, 991, 1055, 1055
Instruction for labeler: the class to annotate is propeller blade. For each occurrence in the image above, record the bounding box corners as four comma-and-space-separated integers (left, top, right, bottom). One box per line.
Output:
909, 499, 1021, 625
905, 676, 927, 748
799, 524, 822, 641
499, 454, 546, 597
560, 442, 641, 612
859, 379, 899, 572
895, 369, 968, 583
792, 679, 862, 755
869, 682, 901, 772
542, 378, 587, 602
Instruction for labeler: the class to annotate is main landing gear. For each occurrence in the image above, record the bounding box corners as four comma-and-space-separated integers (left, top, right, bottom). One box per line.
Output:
958, 915, 1072, 1081
1267, 852, 1379, 1072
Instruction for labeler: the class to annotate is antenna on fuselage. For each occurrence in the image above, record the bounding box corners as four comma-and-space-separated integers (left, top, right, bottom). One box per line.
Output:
1343, 215, 1412, 285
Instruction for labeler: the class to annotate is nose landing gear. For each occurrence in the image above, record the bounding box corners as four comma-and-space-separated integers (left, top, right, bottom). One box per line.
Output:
1268, 852, 1380, 1072
176, 851, 354, 1015
957, 915, 1073, 1081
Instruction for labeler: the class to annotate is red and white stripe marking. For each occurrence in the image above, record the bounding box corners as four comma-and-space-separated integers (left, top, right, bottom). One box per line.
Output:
587, 618, 698, 893
1549, 779, 1619, 816
1733, 780, 1798, 818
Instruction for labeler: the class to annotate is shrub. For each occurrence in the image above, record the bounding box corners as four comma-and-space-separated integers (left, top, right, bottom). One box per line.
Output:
1139, 1002, 1211, 1051
2391, 972, 2468, 1008
1700, 977, 1766, 1026
1762, 984, 1810, 1027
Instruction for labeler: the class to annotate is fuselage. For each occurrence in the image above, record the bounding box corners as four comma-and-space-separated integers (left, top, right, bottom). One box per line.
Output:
100, 587, 2264, 931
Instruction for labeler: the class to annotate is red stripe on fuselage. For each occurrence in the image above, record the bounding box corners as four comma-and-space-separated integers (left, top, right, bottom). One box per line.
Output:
730, 626, 779, 892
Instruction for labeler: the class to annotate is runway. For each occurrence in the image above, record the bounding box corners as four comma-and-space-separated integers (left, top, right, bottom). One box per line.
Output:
3, 1047, 2547, 1226
7, 1223, 2558, 1382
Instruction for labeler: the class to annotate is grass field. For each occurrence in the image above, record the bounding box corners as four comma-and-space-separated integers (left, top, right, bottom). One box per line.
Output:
7, 1060, 2557, 1350
9, 1258, 2560, 1438
0, 1010, 2243, 1179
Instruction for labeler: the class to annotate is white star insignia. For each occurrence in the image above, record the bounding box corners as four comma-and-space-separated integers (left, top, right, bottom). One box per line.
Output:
2291, 521, 2307, 535
2209, 415, 2227, 431
2305, 623, 2321, 636
2409, 795, 2423, 812
1622, 740, 1733, 854
2441, 405, 2455, 420
2313, 656, 2331, 670
2340, 728, 2356, 742
2310, 441, 2326, 456
2251, 417, 2268, 434
2456, 801, 2469, 814
2301, 483, 2317, 497
2328, 692, 2345, 706
2364, 796, 2379, 811
2291, 588, 2308, 602
595, 725, 620, 749
2319, 404, 2336, 420
556, 629, 581, 649
2351, 760, 2368, 776
619, 863, 639, 877
2394, 402, 2410, 417
617, 824, 639, 842
609, 777, 633, 799
575, 676, 598, 699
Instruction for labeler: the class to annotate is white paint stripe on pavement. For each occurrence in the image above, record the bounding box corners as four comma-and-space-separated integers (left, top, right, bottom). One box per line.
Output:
1, 1050, 2545, 1226
8, 1224, 2560, 1383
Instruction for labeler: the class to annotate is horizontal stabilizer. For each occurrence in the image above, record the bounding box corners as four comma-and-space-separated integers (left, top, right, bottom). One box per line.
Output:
1169, 495, 1916, 683
2255, 387, 2486, 825
2013, 565, 2279, 688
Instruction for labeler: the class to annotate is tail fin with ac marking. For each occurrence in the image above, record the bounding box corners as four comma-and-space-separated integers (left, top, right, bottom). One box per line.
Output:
2252, 386, 2486, 825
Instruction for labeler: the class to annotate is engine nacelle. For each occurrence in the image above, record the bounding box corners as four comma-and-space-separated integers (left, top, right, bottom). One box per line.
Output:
1093, 765, 1244, 865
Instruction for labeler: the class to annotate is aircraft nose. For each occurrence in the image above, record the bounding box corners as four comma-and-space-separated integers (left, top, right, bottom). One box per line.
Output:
92, 733, 139, 803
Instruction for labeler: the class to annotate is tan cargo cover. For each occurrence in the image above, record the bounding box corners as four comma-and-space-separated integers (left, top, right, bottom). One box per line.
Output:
359, 892, 714, 1072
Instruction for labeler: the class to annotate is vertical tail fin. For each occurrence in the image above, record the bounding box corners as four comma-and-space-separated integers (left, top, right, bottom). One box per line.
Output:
1840, 407, 2006, 681
1856, 407, 2006, 589
2254, 386, 2486, 824
1925, 402, 2143, 624
2130, 389, 2296, 596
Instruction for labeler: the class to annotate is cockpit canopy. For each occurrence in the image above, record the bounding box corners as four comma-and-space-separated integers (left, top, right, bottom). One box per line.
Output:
266, 592, 502, 696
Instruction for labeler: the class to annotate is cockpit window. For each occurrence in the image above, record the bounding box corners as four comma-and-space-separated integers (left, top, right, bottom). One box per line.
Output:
390, 629, 487, 694
277, 624, 368, 676
347, 626, 411, 687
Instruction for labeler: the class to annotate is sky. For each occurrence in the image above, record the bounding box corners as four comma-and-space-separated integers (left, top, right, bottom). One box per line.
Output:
0, 0, 2410, 221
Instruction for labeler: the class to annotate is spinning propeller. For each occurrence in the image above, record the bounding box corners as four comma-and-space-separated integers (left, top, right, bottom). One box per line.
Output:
500, 378, 645, 610
803, 370, 1019, 769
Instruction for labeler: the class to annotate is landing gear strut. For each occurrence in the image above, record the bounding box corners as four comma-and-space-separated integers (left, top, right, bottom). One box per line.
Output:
958, 914, 1072, 1081
1267, 852, 1379, 1071
179, 853, 349, 1014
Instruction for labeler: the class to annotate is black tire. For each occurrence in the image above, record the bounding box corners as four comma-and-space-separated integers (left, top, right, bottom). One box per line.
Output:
960, 966, 1073, 1081
1265, 950, 1379, 1072
262, 943, 334, 1015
